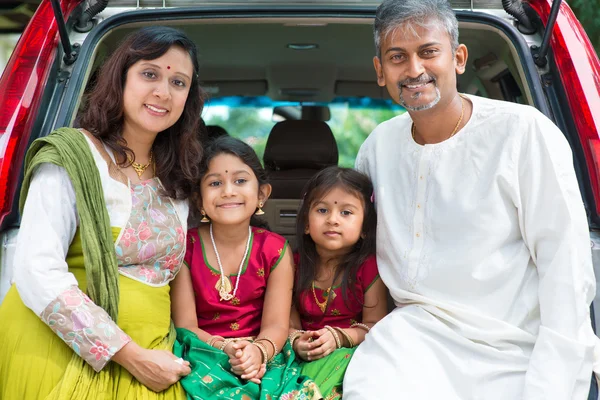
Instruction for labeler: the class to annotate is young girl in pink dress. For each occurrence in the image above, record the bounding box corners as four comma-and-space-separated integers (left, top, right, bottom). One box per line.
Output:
171, 136, 320, 400
289, 166, 388, 399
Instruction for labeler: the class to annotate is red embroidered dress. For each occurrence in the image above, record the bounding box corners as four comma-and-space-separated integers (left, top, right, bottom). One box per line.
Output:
184, 226, 288, 338
297, 255, 379, 331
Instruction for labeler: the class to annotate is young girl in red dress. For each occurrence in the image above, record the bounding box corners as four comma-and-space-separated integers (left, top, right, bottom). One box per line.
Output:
289, 166, 388, 399
171, 136, 320, 400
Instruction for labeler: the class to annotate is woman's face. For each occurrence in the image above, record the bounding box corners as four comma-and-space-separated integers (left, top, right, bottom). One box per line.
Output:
122, 46, 194, 139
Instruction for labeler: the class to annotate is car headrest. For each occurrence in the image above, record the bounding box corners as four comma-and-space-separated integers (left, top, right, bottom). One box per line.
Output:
263, 120, 338, 171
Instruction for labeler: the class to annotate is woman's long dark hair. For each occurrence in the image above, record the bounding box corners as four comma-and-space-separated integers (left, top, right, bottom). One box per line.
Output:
79, 26, 204, 199
294, 166, 377, 315
195, 136, 269, 229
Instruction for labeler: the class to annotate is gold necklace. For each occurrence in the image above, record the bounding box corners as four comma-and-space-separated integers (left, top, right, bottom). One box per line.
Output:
127, 151, 154, 179
412, 94, 466, 143
311, 281, 334, 313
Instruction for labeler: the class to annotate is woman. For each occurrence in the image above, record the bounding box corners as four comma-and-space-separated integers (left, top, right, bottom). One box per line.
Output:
0, 26, 203, 399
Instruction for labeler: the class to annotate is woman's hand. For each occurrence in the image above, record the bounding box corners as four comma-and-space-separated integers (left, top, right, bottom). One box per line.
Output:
113, 341, 191, 392
228, 340, 265, 383
303, 328, 337, 361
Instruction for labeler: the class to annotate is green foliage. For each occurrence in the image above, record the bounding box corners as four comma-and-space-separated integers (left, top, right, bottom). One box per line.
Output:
570, 0, 600, 54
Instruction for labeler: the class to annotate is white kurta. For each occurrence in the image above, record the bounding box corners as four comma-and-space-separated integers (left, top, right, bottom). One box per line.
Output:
344, 95, 598, 399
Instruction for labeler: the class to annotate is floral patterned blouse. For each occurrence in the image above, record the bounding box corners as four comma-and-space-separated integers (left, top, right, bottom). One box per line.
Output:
23, 131, 188, 372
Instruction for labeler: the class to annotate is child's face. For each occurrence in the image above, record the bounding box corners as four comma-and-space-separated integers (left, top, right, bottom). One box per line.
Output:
200, 153, 267, 225
305, 187, 365, 257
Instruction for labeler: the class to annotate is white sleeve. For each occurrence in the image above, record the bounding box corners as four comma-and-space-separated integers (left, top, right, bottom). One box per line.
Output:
14, 162, 78, 313
13, 162, 131, 371
517, 112, 597, 399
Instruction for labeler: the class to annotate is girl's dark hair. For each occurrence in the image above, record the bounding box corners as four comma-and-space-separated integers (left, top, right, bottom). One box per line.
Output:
294, 166, 377, 315
196, 135, 269, 229
79, 26, 204, 199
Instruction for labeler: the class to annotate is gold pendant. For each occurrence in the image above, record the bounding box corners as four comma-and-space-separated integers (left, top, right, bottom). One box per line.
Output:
219, 288, 234, 301
216, 276, 233, 301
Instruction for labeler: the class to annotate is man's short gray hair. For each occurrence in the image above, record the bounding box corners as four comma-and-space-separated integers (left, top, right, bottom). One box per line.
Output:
374, 0, 459, 57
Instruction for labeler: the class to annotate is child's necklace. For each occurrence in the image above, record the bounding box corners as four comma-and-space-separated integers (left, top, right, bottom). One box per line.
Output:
210, 224, 251, 302
312, 281, 335, 313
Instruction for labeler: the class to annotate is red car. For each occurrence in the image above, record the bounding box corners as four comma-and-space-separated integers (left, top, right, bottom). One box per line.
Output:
0, 0, 598, 397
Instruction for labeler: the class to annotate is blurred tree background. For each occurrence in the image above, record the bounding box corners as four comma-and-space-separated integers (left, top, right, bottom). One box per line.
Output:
570, 0, 600, 54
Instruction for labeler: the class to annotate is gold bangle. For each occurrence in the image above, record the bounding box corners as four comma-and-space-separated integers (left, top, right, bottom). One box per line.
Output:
256, 336, 279, 361
288, 329, 305, 342
350, 322, 371, 333
219, 338, 234, 351
288, 330, 304, 349
207, 335, 225, 347
253, 341, 268, 364
334, 327, 355, 348
324, 325, 341, 349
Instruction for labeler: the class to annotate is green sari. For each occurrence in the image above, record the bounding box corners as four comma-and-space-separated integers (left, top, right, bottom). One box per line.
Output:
174, 328, 322, 400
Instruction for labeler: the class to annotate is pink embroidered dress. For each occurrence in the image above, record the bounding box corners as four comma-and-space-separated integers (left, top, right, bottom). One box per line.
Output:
297, 255, 380, 331
184, 226, 288, 338
294, 255, 380, 400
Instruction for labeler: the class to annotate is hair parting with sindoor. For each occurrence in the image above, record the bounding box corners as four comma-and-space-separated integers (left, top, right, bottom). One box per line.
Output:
294, 166, 377, 315
79, 26, 205, 200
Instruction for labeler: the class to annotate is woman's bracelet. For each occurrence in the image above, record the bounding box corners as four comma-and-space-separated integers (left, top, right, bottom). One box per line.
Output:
252, 341, 269, 364
255, 336, 278, 361
334, 327, 355, 348
324, 325, 341, 349
350, 322, 371, 333
207, 335, 225, 347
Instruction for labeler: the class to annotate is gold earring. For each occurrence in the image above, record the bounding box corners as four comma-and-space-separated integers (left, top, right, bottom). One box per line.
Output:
255, 201, 265, 216
200, 209, 209, 223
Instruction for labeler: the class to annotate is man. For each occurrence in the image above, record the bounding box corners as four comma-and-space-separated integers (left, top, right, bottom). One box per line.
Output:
343, 0, 598, 398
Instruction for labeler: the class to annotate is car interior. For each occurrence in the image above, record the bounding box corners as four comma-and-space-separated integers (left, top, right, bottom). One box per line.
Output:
75, 17, 535, 248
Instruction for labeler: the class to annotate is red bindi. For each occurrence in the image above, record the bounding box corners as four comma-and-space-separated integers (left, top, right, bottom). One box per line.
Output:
167, 66, 171, 69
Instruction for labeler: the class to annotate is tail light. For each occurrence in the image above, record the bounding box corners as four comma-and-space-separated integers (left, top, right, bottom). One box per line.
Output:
0, 0, 81, 226
529, 0, 600, 217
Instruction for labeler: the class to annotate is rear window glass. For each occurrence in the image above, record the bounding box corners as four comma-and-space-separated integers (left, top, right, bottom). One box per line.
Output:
202, 96, 405, 167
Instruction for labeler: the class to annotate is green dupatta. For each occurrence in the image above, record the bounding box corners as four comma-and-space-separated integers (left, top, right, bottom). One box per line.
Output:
19, 127, 119, 320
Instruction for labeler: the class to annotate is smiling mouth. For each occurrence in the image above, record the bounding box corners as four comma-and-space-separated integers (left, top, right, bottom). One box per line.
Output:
402, 81, 434, 90
145, 104, 168, 114
218, 203, 243, 208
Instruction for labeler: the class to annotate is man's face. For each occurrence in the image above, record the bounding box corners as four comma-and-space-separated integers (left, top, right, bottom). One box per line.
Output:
373, 19, 467, 112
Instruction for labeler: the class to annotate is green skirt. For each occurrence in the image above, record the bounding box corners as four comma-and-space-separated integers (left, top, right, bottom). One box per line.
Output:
299, 348, 356, 400
174, 328, 322, 400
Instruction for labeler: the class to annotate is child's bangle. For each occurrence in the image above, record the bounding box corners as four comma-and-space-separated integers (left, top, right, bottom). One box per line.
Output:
256, 336, 278, 361
334, 327, 355, 348
350, 322, 371, 333
219, 338, 234, 351
324, 325, 341, 349
207, 335, 225, 347
252, 341, 269, 364
289, 330, 304, 350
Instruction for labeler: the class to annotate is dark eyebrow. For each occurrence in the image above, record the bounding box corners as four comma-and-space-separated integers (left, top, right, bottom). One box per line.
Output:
202, 170, 250, 181
202, 172, 220, 181
384, 42, 442, 54
139, 62, 191, 81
